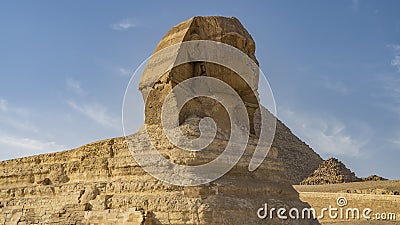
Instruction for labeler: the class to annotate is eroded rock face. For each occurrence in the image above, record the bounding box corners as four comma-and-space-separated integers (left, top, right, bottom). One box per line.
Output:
0, 137, 319, 225
139, 16, 260, 136
0, 16, 322, 224
300, 158, 361, 185
139, 16, 323, 183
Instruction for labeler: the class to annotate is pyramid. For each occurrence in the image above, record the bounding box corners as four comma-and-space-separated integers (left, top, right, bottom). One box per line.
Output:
0, 16, 321, 224
273, 118, 322, 184
361, 175, 387, 182
300, 157, 361, 185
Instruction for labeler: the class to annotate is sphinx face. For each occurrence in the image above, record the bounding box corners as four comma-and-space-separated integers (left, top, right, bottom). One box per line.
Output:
140, 16, 261, 137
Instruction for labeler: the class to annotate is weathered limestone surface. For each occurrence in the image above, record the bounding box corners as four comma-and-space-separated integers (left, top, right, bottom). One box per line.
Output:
0, 16, 322, 224
0, 135, 319, 224
139, 16, 322, 184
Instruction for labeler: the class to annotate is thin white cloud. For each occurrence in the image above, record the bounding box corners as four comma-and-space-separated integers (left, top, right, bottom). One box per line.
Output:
0, 98, 39, 133
111, 19, 136, 31
67, 100, 119, 129
391, 56, 400, 71
0, 134, 67, 160
388, 44, 400, 52
118, 68, 131, 76
0, 98, 8, 112
351, 0, 359, 12
388, 44, 400, 72
66, 78, 86, 96
378, 75, 400, 115
386, 132, 400, 150
387, 139, 400, 148
376, 45, 400, 116
0, 117, 40, 133
279, 107, 370, 156
319, 77, 349, 94
382, 76, 400, 99
0, 135, 66, 152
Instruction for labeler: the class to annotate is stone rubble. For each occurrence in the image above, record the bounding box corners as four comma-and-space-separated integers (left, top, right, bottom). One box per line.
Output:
300, 158, 361, 185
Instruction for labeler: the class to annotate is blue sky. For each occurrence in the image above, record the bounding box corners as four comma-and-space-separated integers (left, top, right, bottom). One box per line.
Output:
0, 1, 399, 179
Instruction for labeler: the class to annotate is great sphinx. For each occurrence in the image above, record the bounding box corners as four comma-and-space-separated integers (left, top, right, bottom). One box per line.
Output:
0, 16, 321, 225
